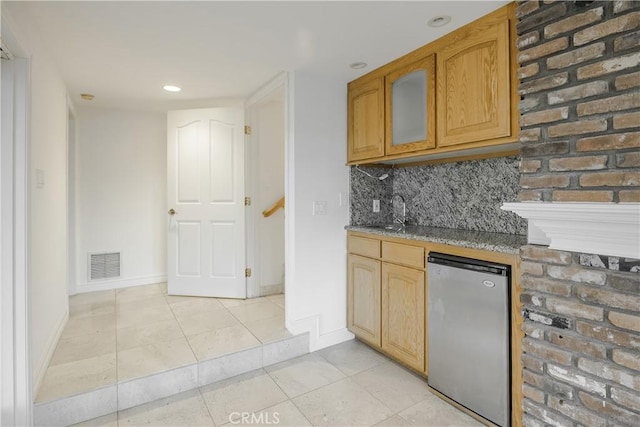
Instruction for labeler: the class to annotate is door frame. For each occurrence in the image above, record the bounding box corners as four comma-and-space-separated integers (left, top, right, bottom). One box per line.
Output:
66, 101, 78, 295
244, 73, 288, 299
0, 28, 33, 425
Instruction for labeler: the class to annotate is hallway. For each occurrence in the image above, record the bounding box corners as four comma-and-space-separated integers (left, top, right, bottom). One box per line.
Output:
73, 339, 482, 427
38, 284, 289, 403
35, 284, 301, 425
36, 284, 482, 427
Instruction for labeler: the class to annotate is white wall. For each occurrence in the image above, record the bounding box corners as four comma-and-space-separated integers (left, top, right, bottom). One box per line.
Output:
75, 107, 166, 292
3, 3, 71, 395
286, 71, 353, 350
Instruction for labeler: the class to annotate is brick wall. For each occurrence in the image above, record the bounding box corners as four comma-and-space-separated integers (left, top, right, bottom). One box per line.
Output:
516, 1, 640, 426
517, 0, 639, 203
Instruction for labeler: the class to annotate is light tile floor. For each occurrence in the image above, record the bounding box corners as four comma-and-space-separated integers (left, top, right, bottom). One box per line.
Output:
37, 283, 289, 404
73, 340, 482, 427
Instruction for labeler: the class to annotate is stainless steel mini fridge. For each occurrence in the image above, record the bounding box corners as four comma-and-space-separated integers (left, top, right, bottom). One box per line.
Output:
427, 252, 511, 427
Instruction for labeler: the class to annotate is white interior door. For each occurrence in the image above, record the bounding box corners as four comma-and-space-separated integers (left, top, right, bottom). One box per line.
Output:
167, 108, 246, 298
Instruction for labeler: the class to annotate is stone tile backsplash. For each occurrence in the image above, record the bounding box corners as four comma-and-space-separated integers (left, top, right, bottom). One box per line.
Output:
350, 166, 394, 225
350, 156, 527, 235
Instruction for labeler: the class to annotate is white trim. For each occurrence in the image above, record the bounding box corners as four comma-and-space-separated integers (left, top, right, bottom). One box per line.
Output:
245, 73, 287, 108
526, 221, 551, 246
67, 99, 78, 295
284, 72, 295, 333
502, 202, 640, 258
286, 315, 354, 352
245, 72, 287, 299
31, 310, 67, 401
13, 56, 31, 427
73, 274, 167, 294
244, 112, 256, 298
1, 48, 33, 424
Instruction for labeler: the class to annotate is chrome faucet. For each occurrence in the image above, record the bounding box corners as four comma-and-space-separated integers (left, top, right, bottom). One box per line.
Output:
391, 194, 406, 226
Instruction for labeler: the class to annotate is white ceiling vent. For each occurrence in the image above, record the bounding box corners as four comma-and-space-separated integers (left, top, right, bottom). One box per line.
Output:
89, 252, 121, 281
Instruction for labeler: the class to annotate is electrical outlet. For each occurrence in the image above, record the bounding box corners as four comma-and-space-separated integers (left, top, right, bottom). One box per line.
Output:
373, 199, 380, 213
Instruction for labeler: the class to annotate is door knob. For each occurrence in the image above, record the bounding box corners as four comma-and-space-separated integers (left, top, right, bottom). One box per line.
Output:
168, 208, 177, 215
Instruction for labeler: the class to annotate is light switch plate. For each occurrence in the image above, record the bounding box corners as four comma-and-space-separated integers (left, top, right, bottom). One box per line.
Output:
36, 169, 45, 189
313, 201, 327, 216
373, 200, 380, 213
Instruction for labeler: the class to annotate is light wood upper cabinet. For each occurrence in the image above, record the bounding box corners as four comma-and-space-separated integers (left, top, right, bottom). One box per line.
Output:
437, 19, 512, 147
381, 262, 425, 372
347, 254, 382, 347
347, 77, 385, 162
346, 3, 516, 165
385, 55, 436, 155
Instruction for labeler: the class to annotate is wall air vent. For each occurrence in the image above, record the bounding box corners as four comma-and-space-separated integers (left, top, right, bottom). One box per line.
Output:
89, 252, 121, 281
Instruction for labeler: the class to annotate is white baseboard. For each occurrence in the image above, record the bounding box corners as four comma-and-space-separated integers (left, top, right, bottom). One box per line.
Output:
73, 274, 167, 294
287, 315, 354, 352
260, 283, 284, 297
32, 309, 68, 399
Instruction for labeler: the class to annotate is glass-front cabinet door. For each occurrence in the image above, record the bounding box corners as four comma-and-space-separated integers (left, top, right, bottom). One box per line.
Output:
385, 54, 436, 155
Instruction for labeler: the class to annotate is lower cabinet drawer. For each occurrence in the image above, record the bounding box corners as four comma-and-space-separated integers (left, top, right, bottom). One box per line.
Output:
382, 241, 424, 269
348, 236, 381, 259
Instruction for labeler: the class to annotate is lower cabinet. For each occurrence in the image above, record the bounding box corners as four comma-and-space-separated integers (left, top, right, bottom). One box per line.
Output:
347, 231, 522, 425
347, 254, 381, 347
347, 236, 427, 374
382, 262, 425, 372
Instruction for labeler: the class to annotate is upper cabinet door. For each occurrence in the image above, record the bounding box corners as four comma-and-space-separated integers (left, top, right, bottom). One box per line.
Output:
385, 55, 436, 155
437, 20, 511, 147
347, 77, 385, 162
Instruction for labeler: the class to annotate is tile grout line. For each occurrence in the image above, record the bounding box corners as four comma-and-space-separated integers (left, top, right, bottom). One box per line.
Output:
114, 284, 177, 421
261, 354, 320, 427
272, 363, 395, 426
196, 387, 217, 426
223, 299, 287, 345
163, 289, 199, 362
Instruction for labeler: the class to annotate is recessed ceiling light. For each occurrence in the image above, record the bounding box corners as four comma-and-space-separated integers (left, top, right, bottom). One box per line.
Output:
350, 62, 367, 70
428, 15, 452, 28
163, 85, 181, 92
80, 93, 95, 101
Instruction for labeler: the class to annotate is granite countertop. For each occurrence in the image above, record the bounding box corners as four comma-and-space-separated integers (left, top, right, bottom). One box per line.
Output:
346, 224, 527, 254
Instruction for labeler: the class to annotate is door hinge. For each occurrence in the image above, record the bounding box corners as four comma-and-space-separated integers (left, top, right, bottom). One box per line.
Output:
245, 268, 252, 278
244, 197, 251, 206
244, 125, 251, 135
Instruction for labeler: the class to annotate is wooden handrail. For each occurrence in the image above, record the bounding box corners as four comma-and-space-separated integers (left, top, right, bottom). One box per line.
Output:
262, 197, 285, 218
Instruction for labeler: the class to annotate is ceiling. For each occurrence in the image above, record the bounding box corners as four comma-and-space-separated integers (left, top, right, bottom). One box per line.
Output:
9, 1, 508, 112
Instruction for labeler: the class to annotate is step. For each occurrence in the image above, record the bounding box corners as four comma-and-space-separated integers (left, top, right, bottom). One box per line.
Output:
34, 333, 309, 426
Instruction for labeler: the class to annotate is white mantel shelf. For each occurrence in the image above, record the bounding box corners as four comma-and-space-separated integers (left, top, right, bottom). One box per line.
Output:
501, 202, 640, 259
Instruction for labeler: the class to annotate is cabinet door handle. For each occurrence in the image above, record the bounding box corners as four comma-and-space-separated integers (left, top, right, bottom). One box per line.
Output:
168, 209, 177, 215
